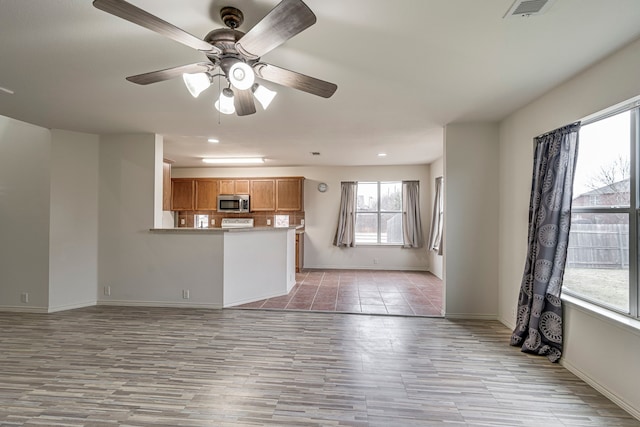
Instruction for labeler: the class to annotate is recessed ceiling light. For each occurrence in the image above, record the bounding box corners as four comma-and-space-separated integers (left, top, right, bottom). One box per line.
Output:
207, 138, 219, 143
0, 86, 15, 95
202, 157, 264, 164
377, 153, 387, 157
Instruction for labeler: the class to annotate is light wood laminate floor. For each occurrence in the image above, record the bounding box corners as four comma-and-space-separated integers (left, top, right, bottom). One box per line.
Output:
1, 307, 637, 426
238, 270, 443, 316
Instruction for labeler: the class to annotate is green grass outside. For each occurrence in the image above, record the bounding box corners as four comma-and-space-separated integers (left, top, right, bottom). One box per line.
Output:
563, 267, 629, 311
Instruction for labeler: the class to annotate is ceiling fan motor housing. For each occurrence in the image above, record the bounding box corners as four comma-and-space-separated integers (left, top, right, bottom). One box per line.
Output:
220, 6, 244, 29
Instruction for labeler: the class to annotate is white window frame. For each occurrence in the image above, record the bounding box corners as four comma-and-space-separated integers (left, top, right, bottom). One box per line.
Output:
355, 181, 403, 245
565, 101, 640, 320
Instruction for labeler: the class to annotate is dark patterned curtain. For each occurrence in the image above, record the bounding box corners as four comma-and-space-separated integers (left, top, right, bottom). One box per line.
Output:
510, 122, 580, 363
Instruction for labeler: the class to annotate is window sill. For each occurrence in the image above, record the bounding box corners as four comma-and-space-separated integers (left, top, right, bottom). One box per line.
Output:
562, 294, 640, 338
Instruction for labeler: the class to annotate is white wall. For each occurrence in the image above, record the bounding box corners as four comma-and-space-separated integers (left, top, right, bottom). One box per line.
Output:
428, 156, 444, 279
48, 130, 99, 312
173, 165, 432, 271
98, 134, 223, 308
0, 116, 51, 312
444, 123, 499, 319
498, 38, 640, 418
223, 229, 295, 307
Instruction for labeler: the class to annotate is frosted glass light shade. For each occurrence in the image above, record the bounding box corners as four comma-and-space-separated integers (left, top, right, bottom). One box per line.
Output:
202, 157, 264, 164
214, 88, 235, 115
228, 62, 255, 90
182, 73, 211, 98
252, 84, 277, 110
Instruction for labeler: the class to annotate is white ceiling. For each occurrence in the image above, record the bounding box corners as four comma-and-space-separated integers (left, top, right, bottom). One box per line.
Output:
1, 0, 640, 167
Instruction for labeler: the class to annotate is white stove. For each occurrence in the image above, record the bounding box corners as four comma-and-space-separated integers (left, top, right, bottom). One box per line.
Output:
221, 218, 254, 229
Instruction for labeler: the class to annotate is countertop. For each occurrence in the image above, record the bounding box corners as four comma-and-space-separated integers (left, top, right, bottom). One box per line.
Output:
150, 225, 304, 233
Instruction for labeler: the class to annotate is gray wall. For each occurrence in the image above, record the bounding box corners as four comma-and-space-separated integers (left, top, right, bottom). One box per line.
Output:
98, 134, 224, 308
49, 130, 99, 311
444, 123, 499, 319
0, 116, 51, 311
498, 37, 640, 418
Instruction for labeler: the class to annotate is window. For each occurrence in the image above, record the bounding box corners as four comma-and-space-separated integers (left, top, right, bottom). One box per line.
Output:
564, 106, 639, 318
355, 181, 402, 244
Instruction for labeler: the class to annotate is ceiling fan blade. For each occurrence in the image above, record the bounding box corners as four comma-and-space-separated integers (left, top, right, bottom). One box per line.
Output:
232, 88, 257, 116
93, 0, 221, 54
126, 63, 213, 85
254, 63, 337, 98
235, 0, 316, 59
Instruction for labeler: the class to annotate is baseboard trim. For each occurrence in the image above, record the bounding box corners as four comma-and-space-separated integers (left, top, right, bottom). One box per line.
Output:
98, 300, 222, 309
444, 313, 498, 320
48, 301, 96, 313
0, 306, 48, 313
561, 358, 640, 421
498, 316, 515, 330
302, 265, 429, 272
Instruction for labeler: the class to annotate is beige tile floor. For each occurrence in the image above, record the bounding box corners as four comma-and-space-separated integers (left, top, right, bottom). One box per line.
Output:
237, 269, 443, 316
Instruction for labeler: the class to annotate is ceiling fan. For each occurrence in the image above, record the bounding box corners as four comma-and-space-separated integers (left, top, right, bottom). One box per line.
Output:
92, 0, 338, 116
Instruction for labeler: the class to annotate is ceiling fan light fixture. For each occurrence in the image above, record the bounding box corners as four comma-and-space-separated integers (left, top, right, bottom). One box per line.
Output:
182, 72, 211, 98
214, 88, 236, 115
228, 62, 255, 90
252, 83, 277, 110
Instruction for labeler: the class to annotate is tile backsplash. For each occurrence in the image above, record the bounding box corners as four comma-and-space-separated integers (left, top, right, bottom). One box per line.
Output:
176, 210, 305, 229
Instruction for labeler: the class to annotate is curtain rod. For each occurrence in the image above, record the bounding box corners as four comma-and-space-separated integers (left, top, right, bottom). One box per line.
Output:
535, 121, 581, 140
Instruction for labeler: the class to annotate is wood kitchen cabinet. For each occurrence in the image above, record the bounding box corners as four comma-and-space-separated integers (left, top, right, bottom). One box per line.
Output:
171, 178, 194, 211
219, 179, 250, 195
162, 159, 173, 211
250, 179, 276, 211
295, 232, 304, 273
276, 178, 304, 211
195, 179, 218, 210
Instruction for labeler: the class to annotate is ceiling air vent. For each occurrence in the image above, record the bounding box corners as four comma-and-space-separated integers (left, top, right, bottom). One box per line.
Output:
503, 0, 556, 18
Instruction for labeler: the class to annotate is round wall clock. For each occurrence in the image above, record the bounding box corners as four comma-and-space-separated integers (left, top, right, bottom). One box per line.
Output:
317, 182, 328, 193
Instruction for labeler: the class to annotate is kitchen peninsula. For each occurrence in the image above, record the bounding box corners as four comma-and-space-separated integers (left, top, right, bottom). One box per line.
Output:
150, 225, 298, 307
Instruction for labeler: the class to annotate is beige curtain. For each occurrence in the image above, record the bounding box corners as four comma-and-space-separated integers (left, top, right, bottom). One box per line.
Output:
333, 181, 357, 247
402, 181, 423, 248
428, 176, 443, 255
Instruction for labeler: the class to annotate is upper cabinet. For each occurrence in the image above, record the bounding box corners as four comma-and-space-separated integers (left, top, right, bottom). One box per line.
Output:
171, 176, 305, 212
162, 159, 173, 211
195, 179, 218, 210
219, 179, 250, 195
250, 179, 276, 211
276, 178, 304, 211
171, 178, 194, 211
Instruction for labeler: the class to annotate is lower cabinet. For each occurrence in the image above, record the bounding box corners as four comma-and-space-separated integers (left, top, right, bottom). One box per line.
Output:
295, 232, 304, 273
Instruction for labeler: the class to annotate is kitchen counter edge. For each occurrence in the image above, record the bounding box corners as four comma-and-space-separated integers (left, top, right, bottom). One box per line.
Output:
149, 226, 304, 233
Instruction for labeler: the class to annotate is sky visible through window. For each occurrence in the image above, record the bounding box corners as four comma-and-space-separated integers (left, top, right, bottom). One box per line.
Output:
573, 111, 630, 199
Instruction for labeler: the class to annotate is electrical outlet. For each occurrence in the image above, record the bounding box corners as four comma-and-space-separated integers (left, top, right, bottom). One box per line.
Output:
104, 286, 111, 296
211, 218, 216, 226
373, 258, 379, 265
300, 219, 305, 226
267, 219, 271, 226
21, 292, 29, 303
182, 289, 190, 299
180, 218, 186, 225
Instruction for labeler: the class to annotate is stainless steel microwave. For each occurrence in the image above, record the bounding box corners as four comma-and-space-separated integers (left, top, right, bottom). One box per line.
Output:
217, 194, 250, 212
